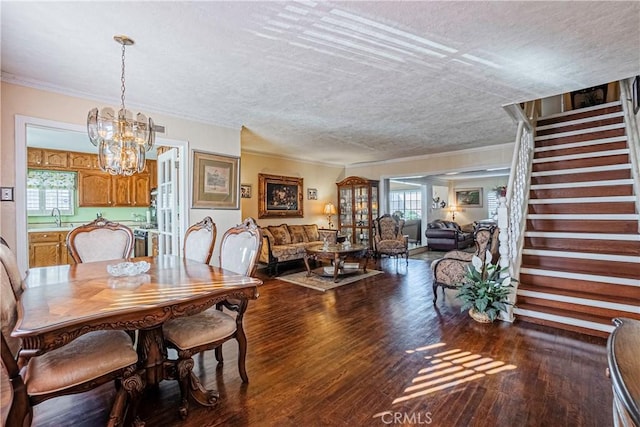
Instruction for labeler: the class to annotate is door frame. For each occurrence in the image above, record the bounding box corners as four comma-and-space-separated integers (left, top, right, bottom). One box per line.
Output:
14, 115, 188, 272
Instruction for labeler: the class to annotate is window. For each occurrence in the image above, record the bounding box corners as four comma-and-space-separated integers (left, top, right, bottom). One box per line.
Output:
27, 170, 76, 216
389, 190, 422, 220
487, 190, 499, 219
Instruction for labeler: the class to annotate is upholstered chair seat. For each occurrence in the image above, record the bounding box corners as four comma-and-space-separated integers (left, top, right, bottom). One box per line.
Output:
373, 214, 409, 266
431, 225, 499, 302
67, 218, 134, 263
24, 330, 138, 396
163, 310, 236, 352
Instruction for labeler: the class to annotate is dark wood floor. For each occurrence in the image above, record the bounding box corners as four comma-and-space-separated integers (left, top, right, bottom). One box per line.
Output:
24, 258, 612, 427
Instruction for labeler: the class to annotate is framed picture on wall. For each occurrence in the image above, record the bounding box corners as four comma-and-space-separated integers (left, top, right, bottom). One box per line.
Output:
241, 184, 252, 198
307, 188, 318, 200
258, 173, 304, 218
455, 188, 483, 207
191, 150, 240, 209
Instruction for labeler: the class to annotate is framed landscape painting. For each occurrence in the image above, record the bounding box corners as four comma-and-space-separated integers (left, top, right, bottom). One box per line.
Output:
455, 188, 483, 207
258, 173, 304, 218
192, 150, 239, 209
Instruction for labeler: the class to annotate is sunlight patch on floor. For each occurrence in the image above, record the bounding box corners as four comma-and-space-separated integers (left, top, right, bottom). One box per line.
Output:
391, 343, 517, 405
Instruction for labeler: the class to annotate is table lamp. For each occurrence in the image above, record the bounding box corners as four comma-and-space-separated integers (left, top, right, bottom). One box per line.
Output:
449, 205, 458, 221
323, 202, 337, 229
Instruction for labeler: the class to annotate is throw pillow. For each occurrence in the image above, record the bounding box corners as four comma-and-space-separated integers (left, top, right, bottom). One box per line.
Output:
261, 227, 275, 245
287, 225, 308, 243
268, 225, 292, 245
303, 224, 320, 242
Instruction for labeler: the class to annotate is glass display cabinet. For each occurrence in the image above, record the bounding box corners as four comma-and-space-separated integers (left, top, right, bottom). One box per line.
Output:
336, 176, 379, 249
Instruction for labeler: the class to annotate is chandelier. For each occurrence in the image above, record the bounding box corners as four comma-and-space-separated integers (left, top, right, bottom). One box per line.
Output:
87, 35, 154, 176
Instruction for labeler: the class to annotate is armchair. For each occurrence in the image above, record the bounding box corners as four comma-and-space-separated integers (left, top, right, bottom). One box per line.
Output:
431, 225, 499, 302
373, 214, 409, 266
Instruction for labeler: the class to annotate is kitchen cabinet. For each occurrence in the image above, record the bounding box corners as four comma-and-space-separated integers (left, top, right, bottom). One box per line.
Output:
336, 176, 379, 249
132, 174, 151, 206
78, 170, 113, 206
29, 231, 73, 267
27, 148, 69, 168
78, 170, 151, 207
147, 160, 157, 190
69, 152, 98, 169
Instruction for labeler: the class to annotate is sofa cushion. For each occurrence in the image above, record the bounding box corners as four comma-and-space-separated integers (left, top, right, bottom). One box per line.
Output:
269, 225, 291, 245
261, 227, 275, 244
303, 225, 320, 242
288, 225, 309, 243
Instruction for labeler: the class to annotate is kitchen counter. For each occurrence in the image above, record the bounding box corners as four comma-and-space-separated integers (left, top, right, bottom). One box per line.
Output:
28, 220, 148, 233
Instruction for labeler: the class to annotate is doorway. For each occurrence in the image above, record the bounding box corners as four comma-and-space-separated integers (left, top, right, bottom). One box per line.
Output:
14, 115, 189, 272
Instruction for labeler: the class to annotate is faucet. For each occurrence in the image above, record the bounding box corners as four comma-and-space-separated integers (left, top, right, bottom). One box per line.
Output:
51, 208, 61, 227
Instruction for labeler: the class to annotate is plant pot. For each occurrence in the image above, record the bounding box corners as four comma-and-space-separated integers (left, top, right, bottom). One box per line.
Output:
469, 308, 492, 323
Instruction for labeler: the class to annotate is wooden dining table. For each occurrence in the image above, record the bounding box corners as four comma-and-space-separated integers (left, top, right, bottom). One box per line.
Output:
11, 255, 262, 420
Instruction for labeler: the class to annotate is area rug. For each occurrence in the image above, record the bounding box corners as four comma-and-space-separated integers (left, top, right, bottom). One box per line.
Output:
277, 269, 383, 292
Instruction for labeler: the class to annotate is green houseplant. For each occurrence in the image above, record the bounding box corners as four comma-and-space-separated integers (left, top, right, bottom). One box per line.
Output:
456, 252, 515, 322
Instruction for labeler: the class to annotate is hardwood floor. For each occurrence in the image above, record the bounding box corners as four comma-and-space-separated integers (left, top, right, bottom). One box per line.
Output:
20, 258, 611, 426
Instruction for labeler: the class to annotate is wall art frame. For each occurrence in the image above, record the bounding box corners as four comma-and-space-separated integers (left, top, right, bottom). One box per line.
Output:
307, 188, 318, 200
455, 188, 483, 208
191, 150, 240, 209
241, 184, 252, 199
258, 173, 304, 218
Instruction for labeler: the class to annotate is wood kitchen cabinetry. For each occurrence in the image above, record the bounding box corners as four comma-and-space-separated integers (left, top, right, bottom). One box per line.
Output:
29, 231, 73, 268
27, 148, 69, 168
28, 148, 157, 207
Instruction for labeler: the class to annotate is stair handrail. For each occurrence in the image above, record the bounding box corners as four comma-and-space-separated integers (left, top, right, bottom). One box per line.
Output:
618, 77, 640, 233
499, 101, 537, 321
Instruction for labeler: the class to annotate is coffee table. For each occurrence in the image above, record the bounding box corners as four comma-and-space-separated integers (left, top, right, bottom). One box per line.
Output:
303, 243, 369, 282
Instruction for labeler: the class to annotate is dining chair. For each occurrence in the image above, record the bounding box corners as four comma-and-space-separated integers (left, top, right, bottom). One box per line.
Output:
163, 217, 263, 419
0, 238, 24, 299
67, 218, 134, 263
0, 246, 144, 427
183, 216, 216, 264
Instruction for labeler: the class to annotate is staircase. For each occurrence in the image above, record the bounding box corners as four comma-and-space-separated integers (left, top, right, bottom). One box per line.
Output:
513, 101, 640, 338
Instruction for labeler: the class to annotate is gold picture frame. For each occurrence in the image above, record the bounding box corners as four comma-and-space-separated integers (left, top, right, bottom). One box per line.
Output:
192, 150, 239, 209
258, 173, 304, 218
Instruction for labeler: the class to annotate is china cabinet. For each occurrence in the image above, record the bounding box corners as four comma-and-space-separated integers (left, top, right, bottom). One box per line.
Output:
336, 176, 379, 249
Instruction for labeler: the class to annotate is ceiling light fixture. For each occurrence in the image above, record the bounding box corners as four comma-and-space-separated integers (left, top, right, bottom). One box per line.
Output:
87, 35, 154, 176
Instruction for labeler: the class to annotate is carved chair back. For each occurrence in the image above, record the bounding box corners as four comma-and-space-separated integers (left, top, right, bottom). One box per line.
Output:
0, 241, 24, 300
184, 216, 217, 264
374, 214, 405, 242
473, 225, 499, 264
219, 217, 263, 276
67, 218, 134, 263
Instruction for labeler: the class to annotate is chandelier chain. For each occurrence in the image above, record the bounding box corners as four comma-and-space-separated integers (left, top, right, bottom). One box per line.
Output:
120, 42, 126, 111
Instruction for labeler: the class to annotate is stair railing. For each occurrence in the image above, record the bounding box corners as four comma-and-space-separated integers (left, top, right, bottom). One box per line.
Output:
499, 101, 537, 321
618, 77, 640, 232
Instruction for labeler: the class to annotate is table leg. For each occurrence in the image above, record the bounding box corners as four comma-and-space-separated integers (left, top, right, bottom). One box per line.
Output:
137, 327, 167, 387
303, 253, 313, 277
333, 254, 341, 282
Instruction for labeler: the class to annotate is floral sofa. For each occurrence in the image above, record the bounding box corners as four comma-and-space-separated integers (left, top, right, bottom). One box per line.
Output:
259, 224, 337, 276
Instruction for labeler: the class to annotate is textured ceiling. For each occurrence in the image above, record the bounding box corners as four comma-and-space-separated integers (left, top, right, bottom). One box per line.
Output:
2, 1, 639, 166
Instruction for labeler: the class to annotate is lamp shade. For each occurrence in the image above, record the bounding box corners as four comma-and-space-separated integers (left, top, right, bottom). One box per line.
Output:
323, 203, 337, 215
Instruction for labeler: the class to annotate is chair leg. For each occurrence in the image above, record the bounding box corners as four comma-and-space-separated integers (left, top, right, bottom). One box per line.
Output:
175, 353, 195, 420
236, 333, 249, 383
433, 282, 439, 303
214, 345, 224, 364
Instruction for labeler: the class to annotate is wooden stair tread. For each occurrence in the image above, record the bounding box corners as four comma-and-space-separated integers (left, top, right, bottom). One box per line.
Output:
517, 284, 640, 306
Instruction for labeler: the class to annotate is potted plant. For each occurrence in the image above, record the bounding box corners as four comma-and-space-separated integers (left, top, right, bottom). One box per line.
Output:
456, 252, 516, 323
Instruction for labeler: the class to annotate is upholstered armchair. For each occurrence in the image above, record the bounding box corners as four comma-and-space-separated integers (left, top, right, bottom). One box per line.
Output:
67, 218, 134, 263
431, 225, 499, 302
373, 214, 409, 265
